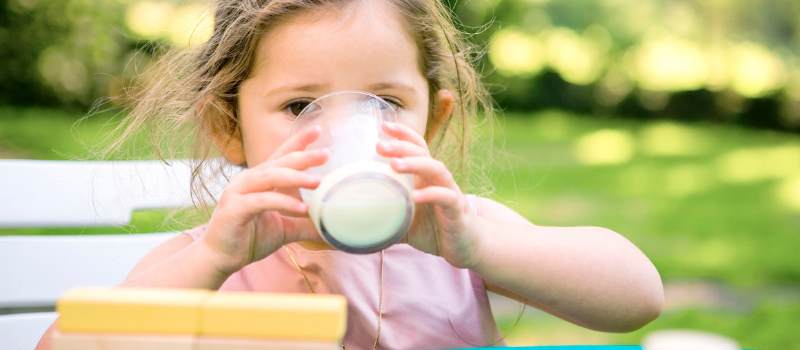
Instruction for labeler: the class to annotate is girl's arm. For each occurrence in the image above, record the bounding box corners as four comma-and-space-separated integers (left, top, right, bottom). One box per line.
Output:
119, 233, 233, 289
36, 127, 328, 350
377, 121, 663, 332
473, 197, 664, 333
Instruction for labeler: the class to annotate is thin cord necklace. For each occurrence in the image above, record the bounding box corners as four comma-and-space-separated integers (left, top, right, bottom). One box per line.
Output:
284, 245, 384, 350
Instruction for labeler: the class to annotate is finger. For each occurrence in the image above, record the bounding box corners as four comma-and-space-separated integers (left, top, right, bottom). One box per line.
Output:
391, 157, 458, 190
236, 191, 308, 219
272, 148, 330, 171
232, 167, 320, 194
382, 122, 428, 149
412, 187, 463, 220
268, 125, 322, 160
281, 216, 323, 243
376, 140, 429, 158
274, 187, 309, 218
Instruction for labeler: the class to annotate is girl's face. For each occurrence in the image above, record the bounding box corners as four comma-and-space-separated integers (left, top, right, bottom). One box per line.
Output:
227, 1, 438, 166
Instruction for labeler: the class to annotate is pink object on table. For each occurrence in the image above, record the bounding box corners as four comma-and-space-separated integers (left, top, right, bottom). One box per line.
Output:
184, 194, 505, 349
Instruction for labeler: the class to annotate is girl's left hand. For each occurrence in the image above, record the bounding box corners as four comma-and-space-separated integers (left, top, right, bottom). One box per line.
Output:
376, 122, 486, 269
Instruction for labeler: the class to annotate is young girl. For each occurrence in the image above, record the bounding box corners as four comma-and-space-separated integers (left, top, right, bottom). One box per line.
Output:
38, 0, 664, 348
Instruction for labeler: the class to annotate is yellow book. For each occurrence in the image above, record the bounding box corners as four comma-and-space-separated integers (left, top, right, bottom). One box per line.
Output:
57, 287, 212, 335
200, 292, 347, 341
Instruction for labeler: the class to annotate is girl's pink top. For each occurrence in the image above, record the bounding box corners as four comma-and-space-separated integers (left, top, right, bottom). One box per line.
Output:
184, 195, 504, 349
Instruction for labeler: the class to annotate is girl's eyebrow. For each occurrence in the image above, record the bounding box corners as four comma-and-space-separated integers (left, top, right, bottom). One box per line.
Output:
264, 84, 328, 97
263, 82, 417, 97
369, 82, 417, 95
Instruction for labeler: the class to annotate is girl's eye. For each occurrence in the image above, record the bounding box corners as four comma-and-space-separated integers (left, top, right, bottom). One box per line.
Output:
285, 101, 311, 116
380, 97, 400, 111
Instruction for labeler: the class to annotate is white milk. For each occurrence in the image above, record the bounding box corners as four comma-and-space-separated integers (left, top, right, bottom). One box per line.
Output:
304, 161, 413, 249
321, 198, 406, 247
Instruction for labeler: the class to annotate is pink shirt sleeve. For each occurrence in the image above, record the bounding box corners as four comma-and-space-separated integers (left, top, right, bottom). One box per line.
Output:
465, 193, 478, 214
183, 224, 207, 241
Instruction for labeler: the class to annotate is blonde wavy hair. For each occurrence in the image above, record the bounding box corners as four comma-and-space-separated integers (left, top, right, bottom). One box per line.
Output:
103, 0, 496, 211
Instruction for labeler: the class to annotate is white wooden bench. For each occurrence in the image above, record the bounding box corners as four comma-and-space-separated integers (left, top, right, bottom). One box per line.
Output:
0, 159, 228, 349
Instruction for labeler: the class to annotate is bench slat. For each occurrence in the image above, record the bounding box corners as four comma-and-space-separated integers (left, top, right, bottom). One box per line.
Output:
0, 233, 179, 309
0, 160, 199, 228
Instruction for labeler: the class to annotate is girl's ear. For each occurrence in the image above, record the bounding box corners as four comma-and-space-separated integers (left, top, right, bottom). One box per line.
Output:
197, 95, 247, 164
213, 128, 246, 165
426, 89, 454, 141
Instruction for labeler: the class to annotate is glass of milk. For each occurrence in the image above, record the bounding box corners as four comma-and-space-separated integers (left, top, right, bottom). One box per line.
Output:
291, 91, 414, 254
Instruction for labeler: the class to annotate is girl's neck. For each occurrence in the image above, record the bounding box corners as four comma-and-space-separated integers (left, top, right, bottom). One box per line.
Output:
296, 241, 335, 251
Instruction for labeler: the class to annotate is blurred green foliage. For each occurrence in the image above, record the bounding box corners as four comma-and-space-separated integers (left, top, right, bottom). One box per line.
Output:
0, 0, 131, 107
2, 0, 800, 130
444, 0, 800, 130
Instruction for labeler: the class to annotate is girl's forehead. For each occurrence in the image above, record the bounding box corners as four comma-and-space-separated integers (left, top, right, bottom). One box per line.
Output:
250, 1, 422, 85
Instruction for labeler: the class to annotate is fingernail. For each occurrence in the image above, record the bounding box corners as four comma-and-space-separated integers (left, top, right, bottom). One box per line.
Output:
385, 122, 397, 130
394, 159, 406, 169
379, 142, 392, 152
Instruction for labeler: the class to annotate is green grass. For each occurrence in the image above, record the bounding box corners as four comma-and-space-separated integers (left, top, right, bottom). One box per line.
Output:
2, 105, 799, 348
490, 111, 800, 285
485, 111, 800, 348
0, 106, 118, 160
495, 302, 800, 349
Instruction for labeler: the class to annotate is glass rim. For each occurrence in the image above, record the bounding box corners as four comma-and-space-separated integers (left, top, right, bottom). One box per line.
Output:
296, 89, 398, 117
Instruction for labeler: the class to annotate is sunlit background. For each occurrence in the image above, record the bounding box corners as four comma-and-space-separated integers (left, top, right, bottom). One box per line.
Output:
1, 0, 799, 348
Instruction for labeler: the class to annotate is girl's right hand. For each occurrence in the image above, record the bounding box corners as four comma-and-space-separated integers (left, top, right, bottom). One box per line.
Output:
200, 126, 329, 276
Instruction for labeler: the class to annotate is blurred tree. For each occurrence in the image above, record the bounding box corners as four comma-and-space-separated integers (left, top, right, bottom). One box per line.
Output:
1, 0, 799, 130
446, 0, 800, 131
0, 0, 129, 108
